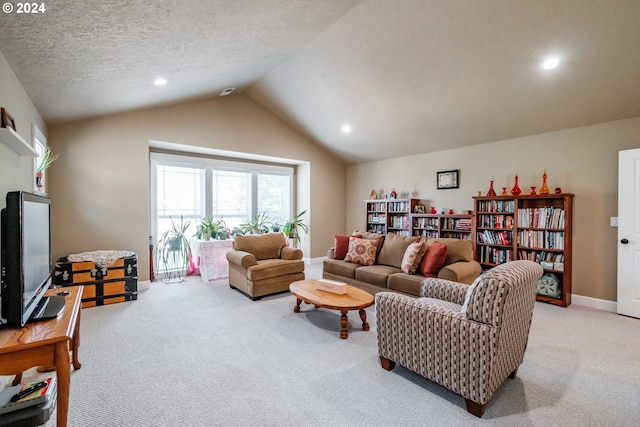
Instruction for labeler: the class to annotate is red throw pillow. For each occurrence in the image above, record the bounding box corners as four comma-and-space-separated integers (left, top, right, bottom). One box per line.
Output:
419, 242, 448, 277
334, 234, 361, 260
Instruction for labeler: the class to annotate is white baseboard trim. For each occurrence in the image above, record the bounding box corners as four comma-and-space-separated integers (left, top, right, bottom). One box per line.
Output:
571, 294, 617, 313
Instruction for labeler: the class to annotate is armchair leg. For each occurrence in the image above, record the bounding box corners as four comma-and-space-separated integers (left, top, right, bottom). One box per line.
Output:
379, 356, 395, 371
509, 368, 518, 379
465, 399, 485, 418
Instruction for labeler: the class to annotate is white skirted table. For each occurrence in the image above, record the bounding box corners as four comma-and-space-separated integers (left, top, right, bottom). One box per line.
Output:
188, 239, 234, 282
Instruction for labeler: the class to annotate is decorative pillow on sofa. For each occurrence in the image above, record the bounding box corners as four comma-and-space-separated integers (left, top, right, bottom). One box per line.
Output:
377, 233, 420, 268
334, 234, 361, 260
419, 241, 448, 277
344, 237, 379, 266
401, 241, 425, 274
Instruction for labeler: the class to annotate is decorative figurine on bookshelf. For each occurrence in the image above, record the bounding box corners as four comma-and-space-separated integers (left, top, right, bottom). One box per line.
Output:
441, 208, 445, 214
511, 174, 522, 195
448, 209, 455, 214
501, 187, 507, 195
530, 186, 537, 195
390, 190, 397, 199
414, 204, 426, 213
369, 189, 378, 200
540, 169, 550, 195
486, 177, 497, 196
430, 206, 437, 214
555, 187, 562, 194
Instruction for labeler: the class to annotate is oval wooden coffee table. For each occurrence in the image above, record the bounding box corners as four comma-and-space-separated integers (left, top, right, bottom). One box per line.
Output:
289, 279, 374, 339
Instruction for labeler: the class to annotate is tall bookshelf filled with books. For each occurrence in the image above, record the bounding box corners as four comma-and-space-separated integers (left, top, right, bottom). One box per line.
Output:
365, 199, 418, 236
411, 214, 473, 239
473, 194, 574, 307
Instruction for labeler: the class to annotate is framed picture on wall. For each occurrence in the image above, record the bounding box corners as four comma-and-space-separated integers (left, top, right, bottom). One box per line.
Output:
437, 170, 459, 189
1, 108, 16, 131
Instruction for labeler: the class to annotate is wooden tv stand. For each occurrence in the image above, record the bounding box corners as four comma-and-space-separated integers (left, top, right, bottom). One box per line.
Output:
0, 286, 83, 427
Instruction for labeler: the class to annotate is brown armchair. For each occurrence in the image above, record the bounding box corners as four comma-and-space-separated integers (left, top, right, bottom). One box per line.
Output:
226, 233, 305, 300
375, 260, 543, 417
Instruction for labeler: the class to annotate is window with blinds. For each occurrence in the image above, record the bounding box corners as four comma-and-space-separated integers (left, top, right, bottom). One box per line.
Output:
151, 152, 294, 245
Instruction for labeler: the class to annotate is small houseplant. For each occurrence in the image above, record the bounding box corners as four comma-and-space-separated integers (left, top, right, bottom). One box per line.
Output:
239, 212, 271, 234
156, 216, 191, 283
35, 146, 59, 188
283, 210, 308, 248
194, 217, 226, 240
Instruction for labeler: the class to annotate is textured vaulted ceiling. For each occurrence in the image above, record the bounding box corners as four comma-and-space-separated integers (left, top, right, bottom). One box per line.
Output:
1, 1, 639, 164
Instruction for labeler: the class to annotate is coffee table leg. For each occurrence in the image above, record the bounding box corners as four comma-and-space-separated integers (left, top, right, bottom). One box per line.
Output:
359, 309, 370, 331
340, 310, 349, 339
294, 298, 302, 313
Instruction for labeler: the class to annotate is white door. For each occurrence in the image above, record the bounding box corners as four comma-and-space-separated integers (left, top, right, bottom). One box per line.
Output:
617, 148, 640, 318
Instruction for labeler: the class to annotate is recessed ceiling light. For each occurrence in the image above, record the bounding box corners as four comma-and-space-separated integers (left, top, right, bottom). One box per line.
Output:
341, 124, 352, 134
220, 88, 235, 96
154, 78, 167, 86
541, 57, 559, 70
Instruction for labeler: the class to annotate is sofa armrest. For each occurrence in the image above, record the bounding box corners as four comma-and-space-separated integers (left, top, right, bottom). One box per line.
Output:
281, 246, 303, 260
226, 250, 257, 269
438, 260, 482, 285
420, 278, 469, 305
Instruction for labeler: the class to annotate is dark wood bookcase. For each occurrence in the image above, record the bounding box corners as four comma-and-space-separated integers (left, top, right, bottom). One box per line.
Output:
473, 194, 574, 307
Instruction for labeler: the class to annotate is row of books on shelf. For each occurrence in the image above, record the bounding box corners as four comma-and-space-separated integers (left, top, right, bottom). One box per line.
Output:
367, 202, 387, 212
367, 225, 385, 233
389, 229, 411, 236
388, 201, 413, 212
476, 214, 513, 229
445, 218, 472, 230
517, 250, 564, 270
476, 200, 515, 213
442, 232, 471, 239
413, 218, 438, 228
367, 213, 386, 223
518, 207, 565, 229
477, 230, 512, 245
517, 230, 564, 249
477, 247, 513, 264
389, 215, 409, 229
414, 230, 439, 238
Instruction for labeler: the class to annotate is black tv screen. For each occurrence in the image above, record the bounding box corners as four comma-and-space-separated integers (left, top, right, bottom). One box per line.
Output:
1, 191, 53, 327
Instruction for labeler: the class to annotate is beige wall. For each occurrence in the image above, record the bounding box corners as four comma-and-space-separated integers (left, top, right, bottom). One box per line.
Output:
48, 95, 346, 281
347, 116, 640, 302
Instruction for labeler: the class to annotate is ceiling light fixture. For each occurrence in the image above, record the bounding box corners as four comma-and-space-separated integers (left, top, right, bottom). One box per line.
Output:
341, 124, 352, 134
541, 57, 559, 70
220, 88, 235, 96
154, 78, 167, 86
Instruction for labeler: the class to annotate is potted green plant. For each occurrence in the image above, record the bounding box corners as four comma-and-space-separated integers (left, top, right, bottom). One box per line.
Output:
34, 146, 59, 188
194, 217, 226, 240
239, 212, 271, 234
283, 210, 308, 248
156, 216, 191, 283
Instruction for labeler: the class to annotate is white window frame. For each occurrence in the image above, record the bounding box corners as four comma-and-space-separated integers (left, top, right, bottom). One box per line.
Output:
149, 151, 294, 246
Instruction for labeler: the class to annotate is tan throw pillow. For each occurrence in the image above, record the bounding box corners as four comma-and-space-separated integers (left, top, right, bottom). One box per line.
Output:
377, 233, 419, 268
401, 241, 425, 274
344, 237, 379, 266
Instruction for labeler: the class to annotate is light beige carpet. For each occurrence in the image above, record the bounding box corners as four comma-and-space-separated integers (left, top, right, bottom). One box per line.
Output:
17, 265, 640, 426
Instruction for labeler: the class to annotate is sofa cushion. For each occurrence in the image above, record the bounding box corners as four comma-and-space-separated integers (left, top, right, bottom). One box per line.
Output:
377, 233, 420, 268
355, 265, 400, 288
344, 237, 379, 266
401, 241, 425, 274
234, 233, 285, 260
334, 234, 361, 260
419, 241, 448, 277
387, 273, 425, 295
247, 258, 304, 281
323, 259, 360, 279
428, 238, 474, 265
353, 231, 385, 258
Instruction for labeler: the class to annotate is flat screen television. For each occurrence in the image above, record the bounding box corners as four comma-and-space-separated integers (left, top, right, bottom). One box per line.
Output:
1, 191, 64, 328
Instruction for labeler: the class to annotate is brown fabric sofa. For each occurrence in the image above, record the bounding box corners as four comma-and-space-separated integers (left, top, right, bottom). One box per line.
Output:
375, 260, 544, 417
226, 233, 305, 300
322, 232, 481, 296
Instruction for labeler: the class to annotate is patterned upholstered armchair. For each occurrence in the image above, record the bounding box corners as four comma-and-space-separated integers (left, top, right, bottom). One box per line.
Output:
375, 260, 543, 417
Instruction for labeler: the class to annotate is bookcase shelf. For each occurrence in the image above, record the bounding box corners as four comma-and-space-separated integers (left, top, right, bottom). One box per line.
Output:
365, 199, 418, 236
473, 194, 574, 307
411, 213, 473, 239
